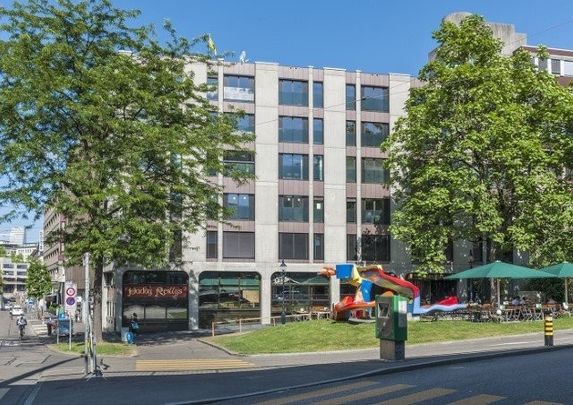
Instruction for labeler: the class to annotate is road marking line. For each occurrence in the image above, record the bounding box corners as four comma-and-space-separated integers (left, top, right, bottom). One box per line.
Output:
490, 341, 531, 346
448, 394, 504, 404
315, 384, 413, 405
376, 388, 456, 404
254, 380, 378, 405
0, 388, 9, 401
23, 383, 41, 405
524, 401, 563, 405
135, 359, 255, 371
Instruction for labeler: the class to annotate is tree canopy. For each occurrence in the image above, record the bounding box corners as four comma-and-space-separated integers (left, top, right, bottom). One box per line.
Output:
383, 14, 573, 272
0, 0, 252, 337
25, 259, 52, 299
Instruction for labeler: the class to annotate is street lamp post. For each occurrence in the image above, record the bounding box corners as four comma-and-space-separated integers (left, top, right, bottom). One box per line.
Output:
280, 259, 287, 325
468, 249, 474, 302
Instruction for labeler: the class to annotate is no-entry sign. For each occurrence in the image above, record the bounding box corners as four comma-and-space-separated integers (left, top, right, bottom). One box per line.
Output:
64, 281, 77, 315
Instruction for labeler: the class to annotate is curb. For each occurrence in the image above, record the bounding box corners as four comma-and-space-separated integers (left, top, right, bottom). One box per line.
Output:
197, 338, 242, 356
167, 344, 573, 405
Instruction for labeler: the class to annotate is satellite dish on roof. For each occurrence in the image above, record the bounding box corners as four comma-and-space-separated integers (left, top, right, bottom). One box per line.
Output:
239, 50, 248, 64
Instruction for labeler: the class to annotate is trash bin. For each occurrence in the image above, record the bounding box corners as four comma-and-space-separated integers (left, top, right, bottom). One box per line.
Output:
121, 327, 129, 342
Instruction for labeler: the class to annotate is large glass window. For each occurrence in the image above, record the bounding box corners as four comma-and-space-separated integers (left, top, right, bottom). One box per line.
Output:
361, 122, 389, 147
346, 121, 356, 146
538, 58, 548, 72
207, 76, 218, 101
279, 154, 309, 180
346, 84, 356, 110
271, 272, 329, 315
279, 79, 308, 106
347, 234, 358, 261
224, 193, 255, 220
362, 198, 391, 225
236, 114, 255, 133
362, 158, 388, 184
223, 151, 255, 175
564, 60, 573, 76
223, 75, 254, 102
313, 118, 323, 145
313, 198, 324, 223
314, 234, 324, 261
199, 271, 260, 328
279, 233, 309, 260
361, 86, 389, 112
313, 82, 323, 108
347, 199, 357, 223
346, 156, 356, 183
361, 234, 390, 262
223, 232, 255, 259
313, 155, 324, 181
206, 231, 217, 259
279, 116, 308, 143
279, 195, 309, 222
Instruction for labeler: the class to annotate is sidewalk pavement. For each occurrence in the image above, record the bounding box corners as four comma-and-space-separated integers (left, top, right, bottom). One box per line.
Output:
37, 328, 573, 381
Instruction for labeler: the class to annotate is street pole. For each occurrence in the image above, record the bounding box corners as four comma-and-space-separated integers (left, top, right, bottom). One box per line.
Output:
280, 260, 287, 325
83, 252, 90, 375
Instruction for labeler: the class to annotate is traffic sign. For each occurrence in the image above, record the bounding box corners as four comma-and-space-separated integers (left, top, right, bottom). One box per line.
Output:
65, 281, 77, 314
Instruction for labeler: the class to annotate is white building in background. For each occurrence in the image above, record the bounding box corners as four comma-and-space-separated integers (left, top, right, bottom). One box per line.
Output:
9, 227, 26, 245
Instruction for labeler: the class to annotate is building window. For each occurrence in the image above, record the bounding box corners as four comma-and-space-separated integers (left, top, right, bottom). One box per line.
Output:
346, 84, 356, 110
206, 231, 217, 259
279, 153, 309, 180
279, 196, 309, 222
362, 198, 391, 225
279, 116, 308, 143
224, 194, 255, 220
347, 199, 357, 223
346, 121, 356, 146
223, 75, 254, 102
538, 58, 547, 72
279, 233, 309, 260
279, 79, 308, 106
313, 118, 323, 145
361, 122, 389, 147
313, 198, 324, 223
347, 234, 358, 261
361, 158, 388, 184
207, 76, 218, 101
346, 157, 356, 183
361, 234, 390, 262
313, 82, 323, 108
564, 60, 573, 76
551, 59, 561, 75
224, 151, 255, 175
314, 234, 324, 261
223, 232, 255, 259
313, 155, 324, 181
361, 86, 389, 112
237, 114, 255, 133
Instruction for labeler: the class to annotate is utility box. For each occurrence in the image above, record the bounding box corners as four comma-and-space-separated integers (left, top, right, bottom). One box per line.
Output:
375, 295, 408, 360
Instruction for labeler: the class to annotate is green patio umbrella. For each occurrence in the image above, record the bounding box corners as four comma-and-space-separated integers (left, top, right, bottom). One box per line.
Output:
445, 261, 556, 306
540, 262, 573, 304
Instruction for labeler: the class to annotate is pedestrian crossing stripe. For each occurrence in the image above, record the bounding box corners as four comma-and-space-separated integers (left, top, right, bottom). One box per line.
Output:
135, 359, 256, 371
254, 383, 563, 405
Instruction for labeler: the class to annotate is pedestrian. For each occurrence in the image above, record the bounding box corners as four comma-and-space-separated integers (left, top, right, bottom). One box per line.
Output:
46, 317, 53, 336
129, 313, 140, 335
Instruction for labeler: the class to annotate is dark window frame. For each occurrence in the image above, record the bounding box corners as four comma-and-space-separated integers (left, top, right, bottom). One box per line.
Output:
279, 233, 309, 260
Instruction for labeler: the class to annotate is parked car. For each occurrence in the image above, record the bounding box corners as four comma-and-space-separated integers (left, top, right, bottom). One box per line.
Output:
10, 305, 24, 317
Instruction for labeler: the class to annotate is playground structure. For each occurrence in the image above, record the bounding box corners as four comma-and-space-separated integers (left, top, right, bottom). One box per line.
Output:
320, 264, 467, 320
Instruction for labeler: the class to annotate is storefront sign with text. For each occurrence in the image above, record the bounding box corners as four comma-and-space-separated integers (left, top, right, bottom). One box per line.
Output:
124, 285, 188, 299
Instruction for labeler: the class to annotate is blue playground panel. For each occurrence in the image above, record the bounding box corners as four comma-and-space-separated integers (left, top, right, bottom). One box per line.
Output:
335, 263, 354, 280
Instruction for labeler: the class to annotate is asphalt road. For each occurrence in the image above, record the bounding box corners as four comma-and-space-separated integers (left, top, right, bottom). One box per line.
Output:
23, 347, 573, 404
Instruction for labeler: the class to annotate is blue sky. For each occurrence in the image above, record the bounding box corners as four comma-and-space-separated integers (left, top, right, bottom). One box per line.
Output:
5, 0, 573, 242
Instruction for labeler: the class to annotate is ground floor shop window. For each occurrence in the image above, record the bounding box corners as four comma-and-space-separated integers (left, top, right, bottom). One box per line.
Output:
271, 272, 330, 316
198, 271, 261, 328
122, 270, 189, 333
405, 273, 458, 304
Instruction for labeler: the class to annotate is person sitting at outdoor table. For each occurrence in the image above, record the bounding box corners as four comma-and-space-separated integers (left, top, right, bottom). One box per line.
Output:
511, 296, 521, 306
520, 296, 528, 305
547, 297, 557, 304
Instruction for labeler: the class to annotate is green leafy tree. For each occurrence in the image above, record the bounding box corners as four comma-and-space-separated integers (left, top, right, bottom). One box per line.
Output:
25, 259, 52, 299
383, 15, 573, 272
0, 0, 252, 339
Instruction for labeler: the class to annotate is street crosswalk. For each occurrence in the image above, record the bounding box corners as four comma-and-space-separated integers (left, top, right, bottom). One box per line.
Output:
253, 381, 563, 405
135, 358, 256, 372
28, 322, 48, 337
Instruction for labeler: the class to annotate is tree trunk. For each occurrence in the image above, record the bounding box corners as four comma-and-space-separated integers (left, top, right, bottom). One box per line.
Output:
93, 260, 104, 342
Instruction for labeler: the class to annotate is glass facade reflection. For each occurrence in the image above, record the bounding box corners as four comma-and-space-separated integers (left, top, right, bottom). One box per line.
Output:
271, 272, 330, 315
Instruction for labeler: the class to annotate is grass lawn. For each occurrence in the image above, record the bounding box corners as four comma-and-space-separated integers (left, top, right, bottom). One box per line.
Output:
49, 341, 136, 356
210, 316, 573, 354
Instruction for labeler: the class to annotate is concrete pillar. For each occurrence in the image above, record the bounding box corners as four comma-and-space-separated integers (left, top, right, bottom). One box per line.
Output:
260, 271, 272, 325
188, 270, 200, 330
